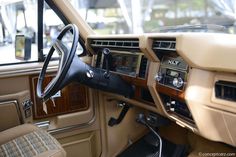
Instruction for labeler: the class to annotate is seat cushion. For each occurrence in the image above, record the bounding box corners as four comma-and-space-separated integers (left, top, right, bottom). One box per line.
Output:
0, 124, 66, 157
0, 124, 38, 145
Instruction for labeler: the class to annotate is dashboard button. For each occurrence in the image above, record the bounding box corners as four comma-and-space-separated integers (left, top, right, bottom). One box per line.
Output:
86, 70, 94, 79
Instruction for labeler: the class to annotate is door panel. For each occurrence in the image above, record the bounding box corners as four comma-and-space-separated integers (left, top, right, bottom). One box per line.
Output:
0, 76, 29, 95
0, 70, 101, 156
0, 71, 97, 132
0, 101, 21, 131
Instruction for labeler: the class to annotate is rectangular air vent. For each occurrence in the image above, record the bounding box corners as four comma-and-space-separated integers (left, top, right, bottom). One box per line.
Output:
90, 39, 139, 50
215, 81, 236, 102
138, 56, 148, 79
152, 38, 176, 51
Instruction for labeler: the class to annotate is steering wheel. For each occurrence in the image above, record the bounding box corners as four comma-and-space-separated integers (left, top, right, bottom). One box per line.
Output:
37, 24, 79, 101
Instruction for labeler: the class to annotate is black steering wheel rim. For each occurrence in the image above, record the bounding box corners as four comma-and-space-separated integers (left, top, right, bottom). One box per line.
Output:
37, 24, 79, 101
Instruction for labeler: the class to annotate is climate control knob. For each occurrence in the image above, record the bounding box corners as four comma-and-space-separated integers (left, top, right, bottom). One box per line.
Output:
155, 72, 163, 82
172, 77, 184, 88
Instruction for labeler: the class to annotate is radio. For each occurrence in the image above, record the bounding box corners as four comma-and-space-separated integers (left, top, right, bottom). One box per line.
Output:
155, 56, 188, 90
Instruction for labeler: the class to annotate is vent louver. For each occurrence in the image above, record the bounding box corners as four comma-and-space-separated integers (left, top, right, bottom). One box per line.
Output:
138, 56, 148, 79
90, 39, 139, 50
152, 39, 176, 51
215, 81, 236, 102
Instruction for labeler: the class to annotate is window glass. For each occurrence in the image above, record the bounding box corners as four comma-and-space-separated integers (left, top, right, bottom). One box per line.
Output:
43, 3, 83, 58
0, 0, 84, 66
43, 3, 64, 58
70, 0, 236, 34
0, 0, 38, 65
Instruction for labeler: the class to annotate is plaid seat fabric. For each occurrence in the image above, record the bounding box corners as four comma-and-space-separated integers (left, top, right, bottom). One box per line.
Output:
0, 129, 62, 157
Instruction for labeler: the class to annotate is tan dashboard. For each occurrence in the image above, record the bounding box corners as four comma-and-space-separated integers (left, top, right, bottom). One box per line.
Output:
87, 33, 236, 147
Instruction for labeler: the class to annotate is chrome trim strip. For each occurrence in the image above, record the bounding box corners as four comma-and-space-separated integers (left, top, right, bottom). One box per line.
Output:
35, 121, 50, 129
169, 114, 197, 131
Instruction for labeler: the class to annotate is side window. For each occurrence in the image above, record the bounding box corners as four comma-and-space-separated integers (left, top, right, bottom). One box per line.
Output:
0, 0, 38, 65
0, 0, 84, 66
43, 3, 64, 57
43, 3, 83, 58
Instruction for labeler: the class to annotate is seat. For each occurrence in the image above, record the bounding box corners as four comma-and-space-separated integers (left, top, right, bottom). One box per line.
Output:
0, 124, 66, 157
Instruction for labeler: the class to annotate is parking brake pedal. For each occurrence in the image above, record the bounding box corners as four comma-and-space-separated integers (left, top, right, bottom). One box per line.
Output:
108, 102, 131, 127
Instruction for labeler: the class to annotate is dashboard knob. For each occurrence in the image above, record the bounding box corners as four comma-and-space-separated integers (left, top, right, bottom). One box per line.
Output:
155, 72, 162, 82
172, 77, 184, 88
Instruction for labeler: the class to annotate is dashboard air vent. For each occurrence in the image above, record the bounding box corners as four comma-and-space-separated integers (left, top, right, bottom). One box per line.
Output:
90, 39, 139, 50
152, 38, 176, 51
215, 81, 236, 102
138, 56, 148, 79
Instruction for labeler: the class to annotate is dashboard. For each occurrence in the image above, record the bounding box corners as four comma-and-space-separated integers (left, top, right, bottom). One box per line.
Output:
87, 33, 236, 147
89, 38, 154, 106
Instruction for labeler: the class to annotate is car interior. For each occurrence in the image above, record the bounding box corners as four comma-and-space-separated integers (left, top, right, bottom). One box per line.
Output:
0, 0, 236, 157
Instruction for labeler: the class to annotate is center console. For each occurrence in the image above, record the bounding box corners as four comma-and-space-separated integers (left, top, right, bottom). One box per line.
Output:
152, 38, 194, 124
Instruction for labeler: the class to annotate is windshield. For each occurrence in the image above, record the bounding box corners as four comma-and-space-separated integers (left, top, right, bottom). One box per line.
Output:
70, 0, 236, 34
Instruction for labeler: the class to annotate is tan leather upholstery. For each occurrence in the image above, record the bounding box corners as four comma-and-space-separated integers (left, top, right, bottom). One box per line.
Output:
0, 124, 66, 157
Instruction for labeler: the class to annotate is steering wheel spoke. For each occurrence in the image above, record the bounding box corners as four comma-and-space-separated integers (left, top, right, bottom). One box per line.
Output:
53, 39, 68, 56
37, 24, 79, 101
44, 77, 57, 95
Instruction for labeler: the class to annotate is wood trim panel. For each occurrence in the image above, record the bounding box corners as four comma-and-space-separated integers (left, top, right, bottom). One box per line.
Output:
121, 76, 155, 106
29, 74, 89, 119
121, 75, 147, 87
134, 86, 155, 107
156, 83, 185, 101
